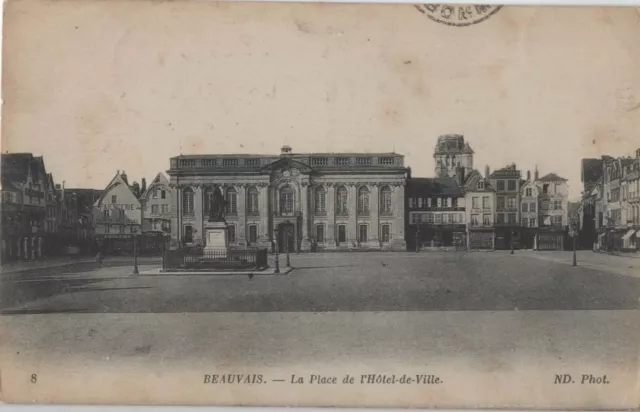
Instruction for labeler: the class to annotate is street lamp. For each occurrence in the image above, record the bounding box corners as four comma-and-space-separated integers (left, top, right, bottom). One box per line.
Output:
415, 224, 420, 253
273, 226, 280, 274
286, 232, 291, 267
132, 233, 139, 275
571, 215, 578, 267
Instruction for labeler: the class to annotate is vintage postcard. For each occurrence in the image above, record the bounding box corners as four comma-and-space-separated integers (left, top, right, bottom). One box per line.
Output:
1, 0, 639, 408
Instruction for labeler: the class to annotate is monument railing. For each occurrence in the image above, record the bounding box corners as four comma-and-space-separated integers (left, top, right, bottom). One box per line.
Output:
163, 247, 269, 271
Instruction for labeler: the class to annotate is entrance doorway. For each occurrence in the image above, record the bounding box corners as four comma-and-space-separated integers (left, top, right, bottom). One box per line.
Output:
277, 222, 295, 253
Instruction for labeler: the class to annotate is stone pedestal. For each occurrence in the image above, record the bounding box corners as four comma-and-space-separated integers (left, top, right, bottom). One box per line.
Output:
204, 221, 229, 253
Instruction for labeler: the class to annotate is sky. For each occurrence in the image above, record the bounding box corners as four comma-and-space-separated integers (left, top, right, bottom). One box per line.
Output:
3, 1, 640, 200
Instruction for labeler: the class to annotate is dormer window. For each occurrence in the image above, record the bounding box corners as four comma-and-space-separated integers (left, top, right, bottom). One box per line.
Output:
477, 181, 485, 190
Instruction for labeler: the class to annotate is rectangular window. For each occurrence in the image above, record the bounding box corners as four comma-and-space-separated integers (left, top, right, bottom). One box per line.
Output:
316, 225, 325, 243
553, 200, 563, 210
151, 205, 159, 214
543, 184, 549, 194
437, 198, 442, 207
508, 213, 517, 224
112, 195, 117, 204
522, 203, 528, 212
427, 198, 432, 208
530, 202, 536, 212
525, 188, 532, 197
442, 214, 449, 224
358, 224, 368, 242
228, 225, 236, 243
337, 225, 347, 243
435, 214, 442, 224
152, 190, 158, 199
249, 225, 258, 243
530, 218, 537, 227
482, 196, 490, 209
161, 190, 166, 199
507, 197, 517, 209
497, 197, 505, 209
161, 204, 169, 214
426, 213, 434, 224
447, 198, 452, 207
508, 180, 516, 191
472, 197, 479, 209
522, 218, 528, 227
497, 180, 505, 191
184, 225, 193, 243
497, 213, 505, 224
381, 224, 390, 242
483, 214, 491, 226
471, 214, 480, 227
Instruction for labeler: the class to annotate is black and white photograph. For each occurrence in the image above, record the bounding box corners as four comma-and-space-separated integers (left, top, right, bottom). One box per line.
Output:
1, 1, 639, 408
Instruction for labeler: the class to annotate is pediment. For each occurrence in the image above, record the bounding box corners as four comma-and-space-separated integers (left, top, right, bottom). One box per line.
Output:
260, 158, 314, 176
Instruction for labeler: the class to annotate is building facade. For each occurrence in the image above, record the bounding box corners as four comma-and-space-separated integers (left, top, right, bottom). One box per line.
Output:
621, 149, 640, 250
167, 146, 408, 252
1, 153, 51, 261
407, 175, 467, 250
489, 164, 522, 249
93, 171, 142, 238
433, 134, 474, 178
535, 172, 569, 250
141, 173, 172, 235
463, 168, 496, 250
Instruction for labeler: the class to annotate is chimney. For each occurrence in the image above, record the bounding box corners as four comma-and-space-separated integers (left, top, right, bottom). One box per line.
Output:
141, 178, 147, 193
527, 170, 531, 181
484, 165, 490, 178
281, 145, 293, 156
121, 170, 128, 184
534, 165, 539, 180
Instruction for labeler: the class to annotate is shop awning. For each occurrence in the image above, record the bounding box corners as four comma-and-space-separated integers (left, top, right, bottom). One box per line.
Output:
622, 229, 636, 241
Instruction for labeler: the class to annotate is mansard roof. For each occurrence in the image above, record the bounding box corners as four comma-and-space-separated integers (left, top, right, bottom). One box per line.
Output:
408, 177, 463, 197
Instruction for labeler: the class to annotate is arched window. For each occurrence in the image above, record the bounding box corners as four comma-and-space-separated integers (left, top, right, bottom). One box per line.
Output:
280, 185, 294, 214
204, 187, 215, 214
315, 186, 326, 213
247, 187, 259, 214
380, 186, 392, 215
182, 187, 194, 215
226, 187, 237, 214
358, 186, 370, 215
336, 186, 348, 215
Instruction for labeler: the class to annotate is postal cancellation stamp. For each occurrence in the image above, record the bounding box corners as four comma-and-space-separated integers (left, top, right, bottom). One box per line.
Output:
414, 4, 503, 26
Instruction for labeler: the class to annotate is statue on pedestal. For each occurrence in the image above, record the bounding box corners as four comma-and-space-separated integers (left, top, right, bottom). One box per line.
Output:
208, 187, 227, 223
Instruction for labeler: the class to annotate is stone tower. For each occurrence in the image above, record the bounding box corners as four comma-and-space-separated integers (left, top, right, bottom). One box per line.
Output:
433, 134, 474, 178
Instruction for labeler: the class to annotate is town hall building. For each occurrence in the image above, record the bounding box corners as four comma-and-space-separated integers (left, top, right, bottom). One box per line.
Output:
166, 146, 409, 252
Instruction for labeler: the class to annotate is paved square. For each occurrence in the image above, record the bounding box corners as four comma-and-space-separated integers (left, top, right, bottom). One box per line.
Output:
2, 251, 639, 313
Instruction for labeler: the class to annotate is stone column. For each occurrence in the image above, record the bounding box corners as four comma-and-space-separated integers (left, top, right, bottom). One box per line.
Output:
237, 185, 247, 247
348, 184, 358, 245
193, 186, 204, 245
259, 184, 270, 244
371, 184, 380, 246
301, 183, 310, 250
326, 185, 336, 247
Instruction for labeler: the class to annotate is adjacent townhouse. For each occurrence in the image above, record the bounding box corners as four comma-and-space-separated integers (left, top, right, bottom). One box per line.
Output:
463, 167, 496, 250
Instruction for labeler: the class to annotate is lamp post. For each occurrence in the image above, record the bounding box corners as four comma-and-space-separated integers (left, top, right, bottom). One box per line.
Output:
273, 226, 280, 274
286, 232, 291, 267
571, 215, 578, 267
415, 224, 421, 253
132, 233, 139, 275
